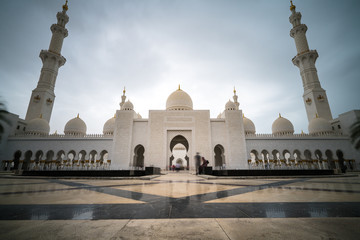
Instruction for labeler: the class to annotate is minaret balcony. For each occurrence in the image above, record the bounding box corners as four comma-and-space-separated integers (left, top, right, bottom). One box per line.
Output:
39, 50, 66, 67
292, 50, 318, 67
50, 24, 68, 37
290, 24, 307, 38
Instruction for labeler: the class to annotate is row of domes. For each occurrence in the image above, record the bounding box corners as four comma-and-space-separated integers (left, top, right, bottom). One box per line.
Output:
26, 88, 333, 136
26, 112, 333, 136
26, 114, 87, 136
242, 113, 333, 135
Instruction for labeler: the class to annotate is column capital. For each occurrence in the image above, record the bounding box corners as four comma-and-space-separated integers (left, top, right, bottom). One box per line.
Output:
50, 24, 68, 38
292, 50, 318, 67
39, 50, 66, 67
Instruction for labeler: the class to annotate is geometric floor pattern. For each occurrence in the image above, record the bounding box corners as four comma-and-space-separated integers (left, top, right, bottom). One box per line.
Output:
1, 172, 360, 219
1, 172, 360, 239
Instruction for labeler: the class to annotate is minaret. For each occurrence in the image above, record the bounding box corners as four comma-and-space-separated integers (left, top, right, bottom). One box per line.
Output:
289, 1, 332, 122
120, 87, 126, 108
25, 1, 69, 123
233, 87, 239, 110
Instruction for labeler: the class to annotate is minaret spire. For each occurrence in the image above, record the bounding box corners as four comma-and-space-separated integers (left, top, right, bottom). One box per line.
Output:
120, 87, 127, 108
233, 87, 239, 110
25, 1, 69, 123
289, 1, 332, 122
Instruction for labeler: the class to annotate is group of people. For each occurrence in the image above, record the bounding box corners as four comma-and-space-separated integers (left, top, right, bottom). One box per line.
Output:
194, 152, 209, 175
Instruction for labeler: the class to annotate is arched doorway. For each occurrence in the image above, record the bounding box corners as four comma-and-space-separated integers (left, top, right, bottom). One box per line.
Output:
133, 145, 145, 169
23, 151, 33, 170
214, 144, 225, 168
169, 135, 189, 170
13, 151, 22, 170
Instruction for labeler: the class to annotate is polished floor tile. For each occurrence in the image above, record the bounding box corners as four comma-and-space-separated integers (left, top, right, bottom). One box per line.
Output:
0, 172, 359, 219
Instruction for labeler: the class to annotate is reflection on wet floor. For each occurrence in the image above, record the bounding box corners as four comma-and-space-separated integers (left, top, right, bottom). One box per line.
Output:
0, 173, 359, 219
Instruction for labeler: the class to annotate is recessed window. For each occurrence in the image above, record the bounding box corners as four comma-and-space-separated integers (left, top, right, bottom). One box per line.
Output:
332, 126, 334, 130
16, 125, 20, 130
23, 127, 26, 131
338, 125, 341, 129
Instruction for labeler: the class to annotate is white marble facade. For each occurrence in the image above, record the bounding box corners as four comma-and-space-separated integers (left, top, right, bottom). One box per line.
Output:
0, 2, 359, 171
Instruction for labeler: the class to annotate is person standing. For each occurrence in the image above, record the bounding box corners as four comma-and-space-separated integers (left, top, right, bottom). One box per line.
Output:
194, 152, 201, 175
201, 157, 209, 174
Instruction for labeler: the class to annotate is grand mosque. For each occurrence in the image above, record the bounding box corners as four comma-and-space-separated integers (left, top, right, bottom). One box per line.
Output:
0, 1, 359, 172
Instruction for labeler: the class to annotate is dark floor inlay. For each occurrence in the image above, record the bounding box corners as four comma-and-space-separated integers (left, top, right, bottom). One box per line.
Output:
1, 202, 359, 220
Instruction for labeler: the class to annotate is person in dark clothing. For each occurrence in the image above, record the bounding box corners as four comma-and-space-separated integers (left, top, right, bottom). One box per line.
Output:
200, 157, 209, 174
194, 152, 201, 175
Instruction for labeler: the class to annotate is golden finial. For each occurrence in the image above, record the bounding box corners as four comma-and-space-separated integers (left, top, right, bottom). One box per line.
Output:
279, 113, 282, 118
290, 1, 296, 11
315, 113, 319, 118
113, 114, 116, 118
63, 0, 68, 11
233, 86, 236, 94
242, 113, 245, 118
178, 84, 181, 90
301, 130, 304, 134
123, 87, 126, 94
77, 113, 79, 118
39, 114, 43, 118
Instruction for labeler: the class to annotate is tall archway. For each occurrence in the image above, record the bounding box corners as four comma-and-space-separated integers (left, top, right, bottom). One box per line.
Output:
325, 149, 335, 169
304, 150, 312, 160
336, 149, 345, 170
13, 151, 21, 170
46, 151, 54, 162
214, 144, 225, 167
23, 151, 32, 170
133, 145, 145, 168
35, 150, 43, 164
293, 149, 302, 161
169, 135, 189, 170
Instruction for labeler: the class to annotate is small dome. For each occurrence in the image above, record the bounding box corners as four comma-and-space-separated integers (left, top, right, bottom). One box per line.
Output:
243, 115, 256, 134
225, 100, 236, 110
64, 114, 87, 135
122, 100, 134, 110
26, 116, 50, 135
166, 87, 193, 110
103, 115, 115, 135
308, 116, 333, 135
272, 114, 294, 135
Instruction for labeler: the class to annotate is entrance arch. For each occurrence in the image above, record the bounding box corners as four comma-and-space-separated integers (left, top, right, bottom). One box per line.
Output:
133, 145, 145, 168
214, 144, 225, 168
169, 135, 189, 170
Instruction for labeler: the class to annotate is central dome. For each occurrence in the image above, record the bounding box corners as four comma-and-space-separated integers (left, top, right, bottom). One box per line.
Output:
166, 87, 193, 110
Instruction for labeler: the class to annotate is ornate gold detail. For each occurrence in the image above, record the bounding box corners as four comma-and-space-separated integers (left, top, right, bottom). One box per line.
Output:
279, 113, 282, 118
123, 87, 126, 94
233, 86, 236, 94
34, 95, 41, 101
62, 0, 68, 11
178, 84, 181, 90
317, 95, 324, 101
290, 0, 296, 11
77, 113, 79, 118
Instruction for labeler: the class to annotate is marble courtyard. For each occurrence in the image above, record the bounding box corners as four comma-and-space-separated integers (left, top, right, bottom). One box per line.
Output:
0, 172, 360, 239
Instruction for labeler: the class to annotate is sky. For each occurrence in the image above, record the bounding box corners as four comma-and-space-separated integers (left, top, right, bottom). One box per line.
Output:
0, 0, 359, 134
